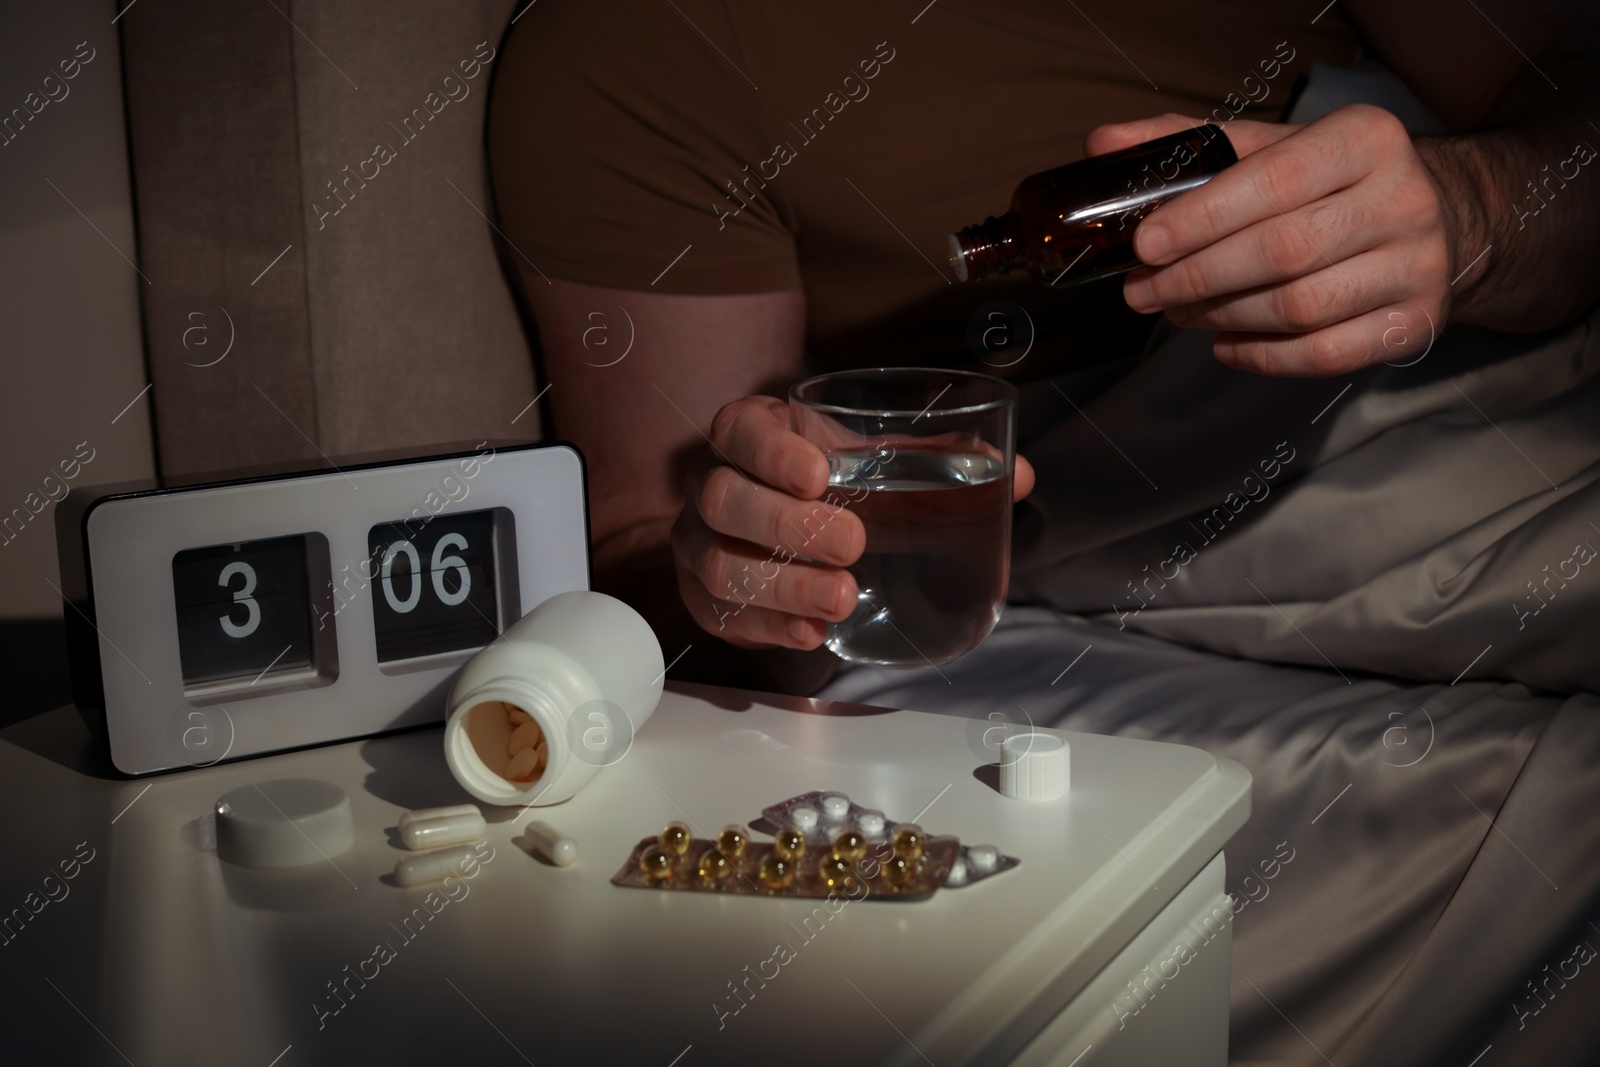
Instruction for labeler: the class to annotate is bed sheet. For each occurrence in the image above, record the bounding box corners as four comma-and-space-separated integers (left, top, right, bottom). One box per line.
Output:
817, 605, 1600, 1067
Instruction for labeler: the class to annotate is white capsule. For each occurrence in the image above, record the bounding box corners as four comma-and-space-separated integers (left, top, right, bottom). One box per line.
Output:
967, 845, 1000, 872
394, 843, 480, 887
819, 793, 851, 819
400, 809, 486, 851
788, 805, 820, 831
856, 810, 886, 837
946, 857, 970, 887
398, 804, 480, 830
524, 821, 577, 867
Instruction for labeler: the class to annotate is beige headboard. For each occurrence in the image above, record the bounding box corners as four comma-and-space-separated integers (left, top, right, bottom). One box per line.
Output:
119, 0, 542, 476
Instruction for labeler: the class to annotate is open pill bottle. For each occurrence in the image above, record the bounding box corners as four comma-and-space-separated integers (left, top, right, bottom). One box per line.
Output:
443, 590, 664, 806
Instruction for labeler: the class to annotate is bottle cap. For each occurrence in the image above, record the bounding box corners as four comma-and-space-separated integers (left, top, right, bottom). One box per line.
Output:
999, 732, 1070, 801
215, 779, 354, 868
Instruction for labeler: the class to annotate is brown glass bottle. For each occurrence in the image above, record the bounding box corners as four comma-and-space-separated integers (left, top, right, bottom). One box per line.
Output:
949, 126, 1237, 287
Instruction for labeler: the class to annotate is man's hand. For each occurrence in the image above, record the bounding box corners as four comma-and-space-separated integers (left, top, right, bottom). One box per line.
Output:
672, 395, 1036, 650
672, 396, 861, 651
1088, 106, 1456, 376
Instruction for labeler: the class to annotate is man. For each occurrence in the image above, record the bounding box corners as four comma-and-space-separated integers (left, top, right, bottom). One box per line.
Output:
489, 0, 1599, 694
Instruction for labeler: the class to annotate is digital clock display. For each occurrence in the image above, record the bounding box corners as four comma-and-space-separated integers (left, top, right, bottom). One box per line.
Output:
368, 509, 503, 665
172, 534, 322, 690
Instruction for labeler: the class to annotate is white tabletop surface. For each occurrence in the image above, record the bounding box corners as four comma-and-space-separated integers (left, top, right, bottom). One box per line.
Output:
0, 681, 1248, 1067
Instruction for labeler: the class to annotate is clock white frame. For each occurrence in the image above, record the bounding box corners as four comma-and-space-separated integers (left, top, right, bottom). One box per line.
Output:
70, 443, 590, 775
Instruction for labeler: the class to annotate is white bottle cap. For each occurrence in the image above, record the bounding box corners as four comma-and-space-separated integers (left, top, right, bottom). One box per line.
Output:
215, 779, 354, 868
999, 732, 1070, 801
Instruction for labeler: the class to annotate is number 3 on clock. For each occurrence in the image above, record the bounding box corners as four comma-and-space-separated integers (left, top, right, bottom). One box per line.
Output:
218, 561, 261, 638
171, 535, 317, 688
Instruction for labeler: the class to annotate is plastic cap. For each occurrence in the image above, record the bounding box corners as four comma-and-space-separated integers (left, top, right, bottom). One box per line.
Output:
999, 732, 1070, 801
215, 779, 354, 868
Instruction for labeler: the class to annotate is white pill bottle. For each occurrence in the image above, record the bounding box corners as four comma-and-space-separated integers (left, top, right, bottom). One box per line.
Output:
443, 590, 665, 806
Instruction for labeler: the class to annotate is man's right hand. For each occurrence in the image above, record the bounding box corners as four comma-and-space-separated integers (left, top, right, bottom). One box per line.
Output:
670, 395, 865, 650
520, 279, 843, 688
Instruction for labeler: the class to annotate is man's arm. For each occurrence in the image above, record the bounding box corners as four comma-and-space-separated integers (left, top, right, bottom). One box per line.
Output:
1349, 0, 1600, 333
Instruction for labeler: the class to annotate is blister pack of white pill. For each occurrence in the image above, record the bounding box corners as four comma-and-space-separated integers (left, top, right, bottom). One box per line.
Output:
759, 790, 1019, 888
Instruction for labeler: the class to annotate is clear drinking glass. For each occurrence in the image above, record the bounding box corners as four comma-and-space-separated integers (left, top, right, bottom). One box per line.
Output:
788, 368, 1017, 668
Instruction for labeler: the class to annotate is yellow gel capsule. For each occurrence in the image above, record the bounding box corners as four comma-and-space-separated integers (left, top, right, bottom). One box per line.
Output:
639, 844, 674, 882
758, 853, 795, 890
891, 825, 925, 861
660, 821, 692, 856
884, 854, 916, 888
831, 829, 868, 863
774, 827, 807, 861
817, 855, 855, 889
697, 846, 731, 881
717, 824, 748, 860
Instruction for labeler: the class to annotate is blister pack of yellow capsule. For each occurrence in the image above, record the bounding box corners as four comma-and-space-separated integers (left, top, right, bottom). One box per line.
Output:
759, 790, 1020, 888
611, 820, 961, 901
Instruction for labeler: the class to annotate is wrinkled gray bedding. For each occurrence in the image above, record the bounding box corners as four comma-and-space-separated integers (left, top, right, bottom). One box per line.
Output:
819, 606, 1600, 1066
1009, 307, 1600, 697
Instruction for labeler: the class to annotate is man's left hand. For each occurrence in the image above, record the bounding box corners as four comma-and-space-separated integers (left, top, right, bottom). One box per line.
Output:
1090, 106, 1458, 376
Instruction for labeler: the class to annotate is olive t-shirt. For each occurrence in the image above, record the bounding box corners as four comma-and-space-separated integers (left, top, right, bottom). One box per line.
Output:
488, 1, 1360, 379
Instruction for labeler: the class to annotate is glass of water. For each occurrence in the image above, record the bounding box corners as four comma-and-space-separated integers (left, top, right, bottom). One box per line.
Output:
788, 368, 1017, 668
